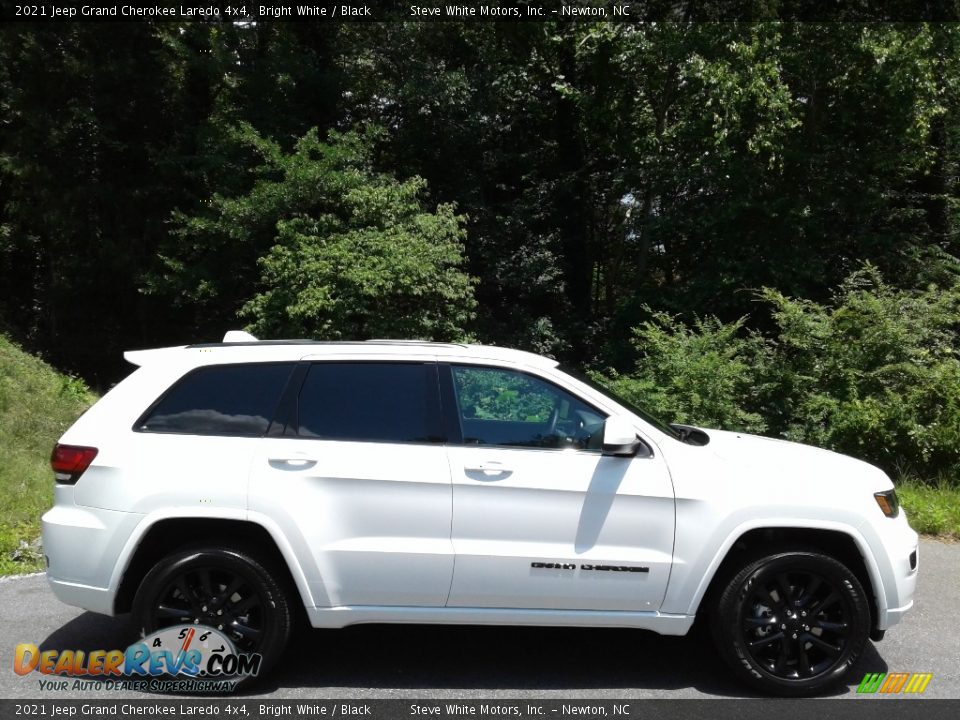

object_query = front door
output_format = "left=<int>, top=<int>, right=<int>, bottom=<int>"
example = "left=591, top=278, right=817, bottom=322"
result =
left=443, top=364, right=675, bottom=612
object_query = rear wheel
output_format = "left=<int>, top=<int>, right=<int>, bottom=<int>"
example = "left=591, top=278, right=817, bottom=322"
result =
left=711, top=550, right=870, bottom=696
left=132, top=546, right=292, bottom=683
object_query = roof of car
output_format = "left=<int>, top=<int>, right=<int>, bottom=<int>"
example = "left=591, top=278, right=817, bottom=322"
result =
left=124, top=333, right=559, bottom=370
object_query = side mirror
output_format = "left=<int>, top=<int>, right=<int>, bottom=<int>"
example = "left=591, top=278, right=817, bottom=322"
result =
left=602, top=415, right=644, bottom=457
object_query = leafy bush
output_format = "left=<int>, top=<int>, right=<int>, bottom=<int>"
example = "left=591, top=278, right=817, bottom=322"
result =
left=595, top=310, right=769, bottom=434
left=598, top=266, right=960, bottom=483
left=762, top=265, right=960, bottom=480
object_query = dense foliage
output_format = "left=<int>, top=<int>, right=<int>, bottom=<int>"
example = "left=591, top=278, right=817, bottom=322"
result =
left=597, top=313, right=769, bottom=435
left=596, top=267, right=960, bottom=479
left=762, top=268, right=960, bottom=479
left=3, top=22, right=960, bottom=481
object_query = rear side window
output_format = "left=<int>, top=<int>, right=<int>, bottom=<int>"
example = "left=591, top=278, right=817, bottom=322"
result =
left=297, top=362, right=441, bottom=443
left=138, top=363, right=295, bottom=436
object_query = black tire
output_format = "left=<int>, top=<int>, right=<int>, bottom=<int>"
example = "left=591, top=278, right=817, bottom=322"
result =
left=132, top=546, right=292, bottom=685
left=711, top=550, right=871, bottom=697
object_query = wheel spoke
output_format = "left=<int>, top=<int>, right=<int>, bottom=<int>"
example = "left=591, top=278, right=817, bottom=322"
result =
left=744, top=616, right=775, bottom=629
left=805, top=633, right=842, bottom=656
left=760, top=586, right=783, bottom=610
left=174, top=577, right=198, bottom=610
left=215, top=577, right=244, bottom=606
left=798, top=640, right=812, bottom=678
left=773, top=640, right=791, bottom=674
left=230, top=620, right=262, bottom=644
left=156, top=604, right=189, bottom=621
left=198, top=569, right=214, bottom=599
left=747, top=632, right=784, bottom=649
left=776, top=574, right=794, bottom=606
left=815, top=619, right=848, bottom=632
left=797, top=577, right=822, bottom=608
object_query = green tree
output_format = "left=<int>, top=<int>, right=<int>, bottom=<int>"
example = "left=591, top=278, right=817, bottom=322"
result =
left=5, top=21, right=960, bottom=388
left=161, top=126, right=476, bottom=340
left=0, top=24, right=210, bottom=382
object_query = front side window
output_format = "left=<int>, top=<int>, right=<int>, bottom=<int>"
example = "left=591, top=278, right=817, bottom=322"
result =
left=451, top=365, right=606, bottom=450
left=297, top=362, right=441, bottom=443
left=138, top=363, right=295, bottom=436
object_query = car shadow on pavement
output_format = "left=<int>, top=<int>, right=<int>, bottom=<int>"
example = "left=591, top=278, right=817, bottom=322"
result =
left=39, top=613, right=888, bottom=699
left=39, top=611, right=138, bottom=655
left=249, top=622, right=889, bottom=698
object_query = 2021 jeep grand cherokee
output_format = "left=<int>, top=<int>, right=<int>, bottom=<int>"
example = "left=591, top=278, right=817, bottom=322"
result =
left=42, top=333, right=918, bottom=695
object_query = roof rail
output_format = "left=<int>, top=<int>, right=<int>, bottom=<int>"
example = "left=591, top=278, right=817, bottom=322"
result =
left=364, top=339, right=468, bottom=348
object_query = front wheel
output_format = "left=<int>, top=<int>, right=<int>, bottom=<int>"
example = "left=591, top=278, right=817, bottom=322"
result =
left=132, top=546, right=293, bottom=684
left=711, top=550, right=871, bottom=696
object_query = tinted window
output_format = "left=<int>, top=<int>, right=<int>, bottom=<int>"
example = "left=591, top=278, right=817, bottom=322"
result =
left=298, top=363, right=440, bottom=443
left=451, top=366, right=606, bottom=449
left=139, top=363, right=294, bottom=436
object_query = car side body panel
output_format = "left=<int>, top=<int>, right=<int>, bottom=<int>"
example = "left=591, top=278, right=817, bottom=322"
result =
left=41, top=340, right=917, bottom=645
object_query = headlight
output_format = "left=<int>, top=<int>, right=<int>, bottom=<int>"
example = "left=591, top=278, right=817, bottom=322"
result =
left=874, top=489, right=900, bottom=518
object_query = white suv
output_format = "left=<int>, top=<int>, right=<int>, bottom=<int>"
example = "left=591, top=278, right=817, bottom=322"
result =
left=42, top=333, right=918, bottom=695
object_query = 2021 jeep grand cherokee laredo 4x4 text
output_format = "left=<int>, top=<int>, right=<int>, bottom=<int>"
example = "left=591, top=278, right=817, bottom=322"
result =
left=42, top=333, right=918, bottom=695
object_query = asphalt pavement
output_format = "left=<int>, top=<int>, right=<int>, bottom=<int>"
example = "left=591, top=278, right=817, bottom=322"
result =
left=1, top=539, right=957, bottom=700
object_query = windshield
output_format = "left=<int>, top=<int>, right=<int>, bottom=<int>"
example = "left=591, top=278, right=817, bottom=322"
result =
left=561, top=367, right=683, bottom=441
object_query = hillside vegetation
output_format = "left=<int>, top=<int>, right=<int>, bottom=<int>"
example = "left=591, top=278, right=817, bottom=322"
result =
left=0, top=335, right=94, bottom=575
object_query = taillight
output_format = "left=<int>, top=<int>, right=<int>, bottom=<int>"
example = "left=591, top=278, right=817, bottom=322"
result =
left=50, top=444, right=98, bottom=484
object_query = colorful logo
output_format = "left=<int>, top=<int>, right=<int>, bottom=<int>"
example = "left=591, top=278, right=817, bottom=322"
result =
left=14, top=625, right=261, bottom=692
left=857, top=672, right=933, bottom=694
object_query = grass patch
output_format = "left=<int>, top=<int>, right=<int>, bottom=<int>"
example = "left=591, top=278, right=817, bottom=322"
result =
left=896, top=478, right=960, bottom=540
left=0, top=335, right=95, bottom=575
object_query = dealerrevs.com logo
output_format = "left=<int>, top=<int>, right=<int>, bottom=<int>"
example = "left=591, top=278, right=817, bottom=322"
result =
left=14, top=625, right=261, bottom=692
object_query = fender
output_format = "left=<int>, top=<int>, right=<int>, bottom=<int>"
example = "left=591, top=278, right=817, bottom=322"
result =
left=675, top=517, right=885, bottom=619
left=108, top=506, right=320, bottom=612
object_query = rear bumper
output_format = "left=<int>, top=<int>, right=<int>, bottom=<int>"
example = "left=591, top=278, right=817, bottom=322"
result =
left=41, top=486, right=143, bottom=616
left=46, top=576, right=115, bottom=615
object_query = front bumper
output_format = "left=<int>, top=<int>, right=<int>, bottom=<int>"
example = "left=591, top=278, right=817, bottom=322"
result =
left=860, top=509, right=919, bottom=632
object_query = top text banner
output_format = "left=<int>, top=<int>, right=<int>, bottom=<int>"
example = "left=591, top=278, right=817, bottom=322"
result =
left=4, top=0, right=960, bottom=22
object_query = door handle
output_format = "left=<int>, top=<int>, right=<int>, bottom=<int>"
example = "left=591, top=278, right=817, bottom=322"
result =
left=464, top=461, right=511, bottom=476
left=268, top=454, right=317, bottom=469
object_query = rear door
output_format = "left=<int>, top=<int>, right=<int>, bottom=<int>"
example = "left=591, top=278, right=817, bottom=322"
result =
left=249, top=360, right=454, bottom=608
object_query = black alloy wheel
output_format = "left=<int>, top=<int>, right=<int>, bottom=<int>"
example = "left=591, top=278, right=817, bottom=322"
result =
left=133, top=546, right=292, bottom=682
left=150, top=565, right=265, bottom=651
left=712, top=550, right=871, bottom=696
